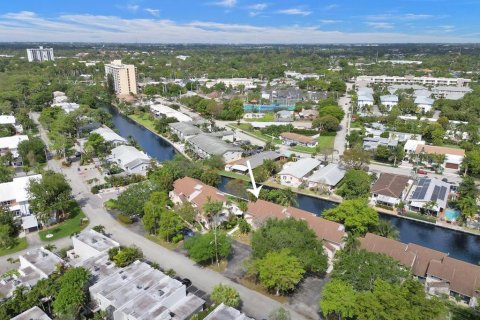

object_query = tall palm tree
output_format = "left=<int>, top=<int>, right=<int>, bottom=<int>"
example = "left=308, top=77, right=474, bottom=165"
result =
left=458, top=197, right=477, bottom=221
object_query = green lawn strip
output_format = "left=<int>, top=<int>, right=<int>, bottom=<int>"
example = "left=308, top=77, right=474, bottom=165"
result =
left=404, top=211, right=437, bottom=224
left=217, top=170, right=251, bottom=182
left=145, top=234, right=183, bottom=250
left=0, top=238, right=28, bottom=257
left=317, top=135, right=335, bottom=150
left=129, top=114, right=157, bottom=132
left=39, top=207, right=89, bottom=241
left=290, top=135, right=335, bottom=154
left=244, top=113, right=275, bottom=122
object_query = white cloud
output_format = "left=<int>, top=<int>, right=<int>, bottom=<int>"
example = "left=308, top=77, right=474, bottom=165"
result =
left=212, top=0, right=237, bottom=7
left=367, top=13, right=434, bottom=21
left=249, top=3, right=268, bottom=11
left=320, top=19, right=342, bottom=24
left=277, top=8, right=312, bottom=16
left=324, top=4, right=338, bottom=10
left=0, top=11, right=474, bottom=44
left=366, top=22, right=394, bottom=29
left=145, top=8, right=160, bottom=17
left=126, top=4, right=140, bottom=12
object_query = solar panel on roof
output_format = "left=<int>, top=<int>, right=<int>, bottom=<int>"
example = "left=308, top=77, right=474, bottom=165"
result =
left=412, top=178, right=430, bottom=199
left=438, top=186, right=447, bottom=200
left=431, top=185, right=440, bottom=201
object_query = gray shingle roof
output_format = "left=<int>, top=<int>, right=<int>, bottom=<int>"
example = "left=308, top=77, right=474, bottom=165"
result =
left=279, top=158, right=320, bottom=179
left=308, top=163, right=346, bottom=186
left=168, top=122, right=202, bottom=136
left=189, top=134, right=241, bottom=156
left=234, top=151, right=282, bottom=169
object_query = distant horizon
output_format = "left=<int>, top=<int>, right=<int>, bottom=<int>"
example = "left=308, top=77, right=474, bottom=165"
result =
left=1, top=42, right=479, bottom=46
left=1, top=1, right=479, bottom=44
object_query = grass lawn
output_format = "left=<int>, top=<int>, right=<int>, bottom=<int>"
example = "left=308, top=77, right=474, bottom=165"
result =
left=104, top=199, right=118, bottom=210
left=350, top=121, right=362, bottom=128
left=146, top=234, right=183, bottom=250
left=231, top=230, right=251, bottom=245
left=244, top=113, right=275, bottom=122
left=238, top=277, right=288, bottom=303
left=129, top=114, right=157, bottom=132
left=217, top=170, right=250, bottom=182
left=290, top=136, right=335, bottom=154
left=207, top=259, right=228, bottom=273
left=0, top=238, right=28, bottom=257
left=39, top=207, right=89, bottom=241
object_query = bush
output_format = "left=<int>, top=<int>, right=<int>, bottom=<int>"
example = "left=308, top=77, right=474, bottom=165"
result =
left=238, top=218, right=251, bottom=234
left=91, top=186, right=100, bottom=194
left=117, top=214, right=133, bottom=224
left=109, top=246, right=143, bottom=267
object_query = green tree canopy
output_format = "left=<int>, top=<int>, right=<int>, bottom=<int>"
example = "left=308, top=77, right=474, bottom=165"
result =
left=251, top=218, right=328, bottom=274
left=184, top=231, right=231, bottom=265
left=318, top=105, right=345, bottom=121
left=255, top=249, right=305, bottom=295
left=210, top=284, right=241, bottom=308
left=17, top=137, right=46, bottom=167
left=336, top=169, right=372, bottom=199
left=323, top=198, right=379, bottom=235
left=331, top=249, right=409, bottom=291
left=27, top=171, right=73, bottom=225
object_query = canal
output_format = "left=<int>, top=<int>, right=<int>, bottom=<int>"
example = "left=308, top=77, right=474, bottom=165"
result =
left=104, top=104, right=480, bottom=265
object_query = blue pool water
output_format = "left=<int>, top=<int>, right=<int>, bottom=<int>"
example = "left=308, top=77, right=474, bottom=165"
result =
left=445, top=209, right=461, bottom=221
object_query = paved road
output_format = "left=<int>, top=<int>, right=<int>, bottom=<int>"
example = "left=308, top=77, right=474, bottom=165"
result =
left=333, top=83, right=353, bottom=161
left=369, top=162, right=462, bottom=184
left=30, top=113, right=307, bottom=320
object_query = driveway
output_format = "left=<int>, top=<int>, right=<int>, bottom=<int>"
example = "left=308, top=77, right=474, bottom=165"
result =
left=223, top=240, right=251, bottom=280
left=287, top=276, right=329, bottom=320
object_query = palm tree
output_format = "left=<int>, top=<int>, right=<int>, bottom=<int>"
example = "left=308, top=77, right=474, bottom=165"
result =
left=458, top=197, right=477, bottom=221
left=375, top=220, right=400, bottom=240
left=343, top=232, right=360, bottom=254
left=277, top=188, right=298, bottom=207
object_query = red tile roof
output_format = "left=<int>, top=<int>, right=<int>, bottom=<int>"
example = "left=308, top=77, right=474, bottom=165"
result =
left=172, top=177, right=225, bottom=210
left=426, top=256, right=480, bottom=298
left=359, top=233, right=416, bottom=267
left=246, top=199, right=346, bottom=245
left=286, top=207, right=346, bottom=245
left=280, top=132, right=315, bottom=144
left=415, top=145, right=465, bottom=156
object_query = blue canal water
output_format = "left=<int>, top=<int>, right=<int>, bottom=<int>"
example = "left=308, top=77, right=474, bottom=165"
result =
left=104, top=104, right=480, bottom=265
left=105, top=104, right=176, bottom=161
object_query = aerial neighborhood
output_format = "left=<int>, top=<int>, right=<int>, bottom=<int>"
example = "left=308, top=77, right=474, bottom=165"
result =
left=0, top=36, right=480, bottom=320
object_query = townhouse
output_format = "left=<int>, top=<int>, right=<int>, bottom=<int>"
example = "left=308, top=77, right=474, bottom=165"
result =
left=360, top=233, right=480, bottom=307
left=170, top=177, right=242, bottom=228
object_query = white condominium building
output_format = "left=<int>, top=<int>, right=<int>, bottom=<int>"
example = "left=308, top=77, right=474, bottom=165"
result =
left=26, top=46, right=55, bottom=62
left=357, top=75, right=471, bottom=87
left=104, top=60, right=138, bottom=95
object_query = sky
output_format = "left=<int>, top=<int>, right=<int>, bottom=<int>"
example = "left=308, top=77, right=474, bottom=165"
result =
left=0, top=0, right=479, bottom=43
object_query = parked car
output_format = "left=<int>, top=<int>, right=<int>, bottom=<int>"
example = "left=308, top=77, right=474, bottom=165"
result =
left=417, top=169, right=427, bottom=174
left=181, top=278, right=192, bottom=287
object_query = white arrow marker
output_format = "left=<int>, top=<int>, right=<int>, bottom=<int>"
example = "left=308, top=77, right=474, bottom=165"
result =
left=246, top=160, right=262, bottom=199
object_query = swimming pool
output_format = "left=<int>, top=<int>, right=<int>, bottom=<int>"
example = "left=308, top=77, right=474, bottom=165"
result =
left=445, top=209, right=461, bottom=221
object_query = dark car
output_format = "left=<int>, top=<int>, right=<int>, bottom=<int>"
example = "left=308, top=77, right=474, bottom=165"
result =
left=75, top=151, right=82, bottom=158
left=181, top=278, right=192, bottom=288
left=180, top=228, right=194, bottom=238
